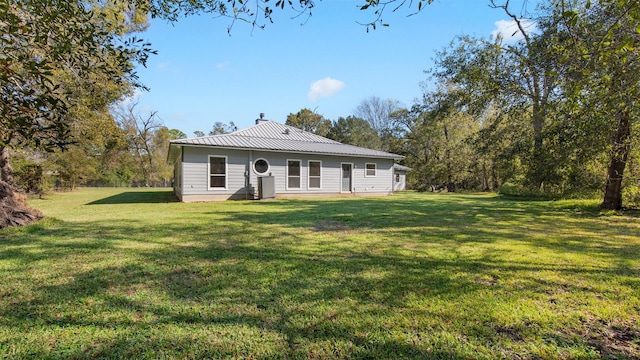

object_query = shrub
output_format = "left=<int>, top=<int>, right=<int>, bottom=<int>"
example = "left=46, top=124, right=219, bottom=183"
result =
left=623, top=184, right=640, bottom=208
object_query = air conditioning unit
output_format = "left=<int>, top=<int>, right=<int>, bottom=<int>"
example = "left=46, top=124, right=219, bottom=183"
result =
left=258, top=176, right=275, bottom=200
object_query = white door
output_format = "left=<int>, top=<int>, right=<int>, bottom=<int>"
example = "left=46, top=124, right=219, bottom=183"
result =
left=341, top=163, right=352, bottom=192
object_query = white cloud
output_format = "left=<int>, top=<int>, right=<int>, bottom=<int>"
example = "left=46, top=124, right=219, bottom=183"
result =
left=308, top=77, right=345, bottom=101
left=491, top=19, right=537, bottom=44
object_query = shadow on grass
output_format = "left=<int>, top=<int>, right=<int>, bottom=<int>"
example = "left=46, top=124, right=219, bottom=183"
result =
left=2, top=193, right=639, bottom=359
left=87, top=190, right=178, bottom=204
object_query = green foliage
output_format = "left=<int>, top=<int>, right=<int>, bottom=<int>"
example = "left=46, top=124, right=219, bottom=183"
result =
left=168, top=128, right=187, bottom=139
left=326, top=116, right=378, bottom=148
left=11, top=157, right=44, bottom=195
left=553, top=0, right=640, bottom=209
left=0, top=0, right=153, bottom=152
left=400, top=84, right=495, bottom=191
left=285, top=108, right=332, bottom=137
left=622, top=184, right=640, bottom=208
left=415, top=0, right=640, bottom=207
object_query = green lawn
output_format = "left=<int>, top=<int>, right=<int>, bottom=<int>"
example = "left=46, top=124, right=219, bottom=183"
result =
left=1, top=188, right=639, bottom=359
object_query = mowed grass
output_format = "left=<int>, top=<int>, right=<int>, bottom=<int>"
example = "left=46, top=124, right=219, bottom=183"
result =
left=1, top=188, right=639, bottom=359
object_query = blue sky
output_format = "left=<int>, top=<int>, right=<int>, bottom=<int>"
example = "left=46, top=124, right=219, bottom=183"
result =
left=132, top=0, right=535, bottom=136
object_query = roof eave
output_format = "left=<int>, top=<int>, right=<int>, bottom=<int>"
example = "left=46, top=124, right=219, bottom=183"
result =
left=169, top=142, right=404, bottom=160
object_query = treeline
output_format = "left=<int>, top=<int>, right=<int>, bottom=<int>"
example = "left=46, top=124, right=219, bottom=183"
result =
left=413, top=0, right=640, bottom=210
left=289, top=1, right=640, bottom=209
left=5, top=0, right=639, bottom=212
left=13, top=101, right=184, bottom=192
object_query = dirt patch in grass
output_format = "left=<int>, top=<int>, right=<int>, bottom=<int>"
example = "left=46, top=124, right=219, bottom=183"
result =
left=584, top=319, right=640, bottom=359
left=313, top=220, right=351, bottom=232
left=494, top=324, right=525, bottom=342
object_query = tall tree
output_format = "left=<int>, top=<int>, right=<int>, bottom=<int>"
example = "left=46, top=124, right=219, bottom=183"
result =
left=400, top=85, right=480, bottom=191
left=557, top=0, right=640, bottom=209
left=327, top=116, right=379, bottom=148
left=431, top=8, right=563, bottom=188
left=150, top=126, right=174, bottom=186
left=0, top=0, right=152, bottom=227
left=285, top=108, right=332, bottom=137
left=354, top=96, right=403, bottom=151
left=115, top=101, right=164, bottom=187
left=169, top=128, right=187, bottom=139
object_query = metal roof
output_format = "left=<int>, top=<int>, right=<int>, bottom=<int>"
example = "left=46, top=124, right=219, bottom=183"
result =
left=393, top=164, right=412, bottom=171
left=169, top=120, right=404, bottom=161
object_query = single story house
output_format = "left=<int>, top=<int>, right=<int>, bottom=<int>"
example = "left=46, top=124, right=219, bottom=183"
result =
left=167, top=115, right=405, bottom=202
left=393, top=164, right=411, bottom=192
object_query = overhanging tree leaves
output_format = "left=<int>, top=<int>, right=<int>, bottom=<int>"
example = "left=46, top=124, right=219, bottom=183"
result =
left=139, top=0, right=431, bottom=32
left=0, top=0, right=153, bottom=227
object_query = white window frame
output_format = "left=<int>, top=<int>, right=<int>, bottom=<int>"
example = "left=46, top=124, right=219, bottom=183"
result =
left=308, top=160, right=322, bottom=190
left=253, top=158, right=270, bottom=175
left=208, top=155, right=227, bottom=190
left=286, top=159, right=302, bottom=190
left=365, top=162, right=377, bottom=177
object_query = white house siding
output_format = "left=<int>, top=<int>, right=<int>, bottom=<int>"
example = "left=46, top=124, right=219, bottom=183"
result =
left=172, top=149, right=183, bottom=201
left=249, top=151, right=394, bottom=196
left=181, top=146, right=251, bottom=201
left=178, top=146, right=395, bottom=202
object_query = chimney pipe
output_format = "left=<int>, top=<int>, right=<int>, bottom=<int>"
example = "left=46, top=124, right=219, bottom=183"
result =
left=256, top=113, right=268, bottom=125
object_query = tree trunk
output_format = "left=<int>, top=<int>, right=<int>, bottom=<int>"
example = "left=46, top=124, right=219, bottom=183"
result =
left=0, top=180, right=43, bottom=229
left=530, top=101, right=548, bottom=189
left=601, top=109, right=631, bottom=210
left=0, top=146, right=14, bottom=185
left=0, top=146, right=44, bottom=228
left=482, top=162, right=489, bottom=191
left=491, top=161, right=499, bottom=191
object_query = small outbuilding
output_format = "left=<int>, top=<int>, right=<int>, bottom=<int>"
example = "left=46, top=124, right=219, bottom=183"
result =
left=167, top=115, right=405, bottom=202
left=393, top=164, right=411, bottom=192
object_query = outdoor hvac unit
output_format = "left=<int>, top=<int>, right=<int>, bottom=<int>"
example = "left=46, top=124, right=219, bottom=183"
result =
left=258, top=176, right=275, bottom=200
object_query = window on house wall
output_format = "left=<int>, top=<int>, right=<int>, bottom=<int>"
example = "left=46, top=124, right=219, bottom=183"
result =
left=365, top=163, right=377, bottom=177
left=287, top=160, right=301, bottom=189
left=308, top=160, right=321, bottom=189
left=254, top=158, right=269, bottom=175
left=395, top=173, right=400, bottom=183
left=209, top=156, right=226, bottom=189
